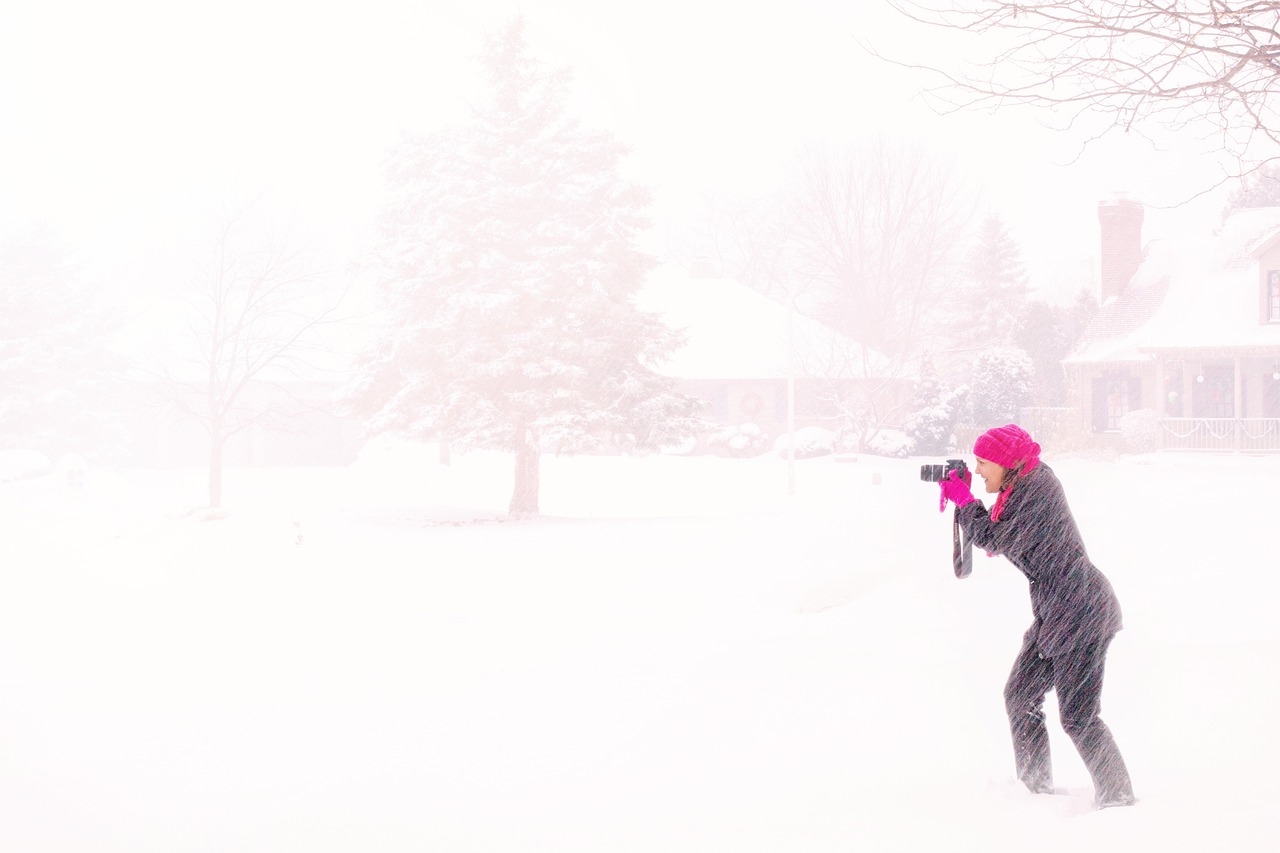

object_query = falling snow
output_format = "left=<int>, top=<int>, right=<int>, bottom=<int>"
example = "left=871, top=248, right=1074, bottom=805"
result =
left=1, top=446, right=1275, bottom=851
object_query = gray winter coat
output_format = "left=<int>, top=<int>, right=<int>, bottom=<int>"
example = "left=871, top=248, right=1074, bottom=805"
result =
left=957, top=463, right=1122, bottom=659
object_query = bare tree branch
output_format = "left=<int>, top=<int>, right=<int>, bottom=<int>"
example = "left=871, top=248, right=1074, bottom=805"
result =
left=144, top=204, right=355, bottom=506
left=877, top=0, right=1280, bottom=191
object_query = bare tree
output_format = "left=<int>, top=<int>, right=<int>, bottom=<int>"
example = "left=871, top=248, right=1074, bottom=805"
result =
left=661, top=190, right=806, bottom=301
left=762, top=138, right=975, bottom=446
left=786, top=139, right=974, bottom=361
left=158, top=207, right=350, bottom=507
left=882, top=1, right=1280, bottom=181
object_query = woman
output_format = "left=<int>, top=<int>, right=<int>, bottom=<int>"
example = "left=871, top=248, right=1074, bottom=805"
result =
left=938, top=423, right=1136, bottom=809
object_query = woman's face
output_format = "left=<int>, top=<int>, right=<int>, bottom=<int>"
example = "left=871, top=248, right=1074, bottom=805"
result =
left=974, top=457, right=1008, bottom=494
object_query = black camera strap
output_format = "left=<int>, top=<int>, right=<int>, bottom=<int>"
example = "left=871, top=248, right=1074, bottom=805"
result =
left=952, top=509, right=972, bottom=579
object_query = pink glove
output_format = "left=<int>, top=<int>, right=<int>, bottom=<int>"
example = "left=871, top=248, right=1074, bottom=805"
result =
left=939, top=468, right=976, bottom=511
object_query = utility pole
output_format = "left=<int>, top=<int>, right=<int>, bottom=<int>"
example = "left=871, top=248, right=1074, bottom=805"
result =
left=786, top=278, right=796, bottom=496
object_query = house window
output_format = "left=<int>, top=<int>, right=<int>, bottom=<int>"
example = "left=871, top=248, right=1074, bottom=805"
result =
left=1266, top=372, right=1280, bottom=418
left=1269, top=271, right=1280, bottom=322
left=1091, top=375, right=1140, bottom=432
left=709, top=384, right=729, bottom=420
left=1192, top=366, right=1234, bottom=418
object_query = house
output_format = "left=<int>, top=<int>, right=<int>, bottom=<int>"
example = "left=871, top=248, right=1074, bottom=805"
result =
left=635, top=263, right=908, bottom=443
left=120, top=262, right=907, bottom=464
left=1062, top=197, right=1280, bottom=451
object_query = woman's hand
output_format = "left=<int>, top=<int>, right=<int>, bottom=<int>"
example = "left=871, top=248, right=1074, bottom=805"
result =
left=939, top=469, right=976, bottom=511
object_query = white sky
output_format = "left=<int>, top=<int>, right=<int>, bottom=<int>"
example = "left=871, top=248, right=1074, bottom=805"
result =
left=0, top=0, right=1238, bottom=302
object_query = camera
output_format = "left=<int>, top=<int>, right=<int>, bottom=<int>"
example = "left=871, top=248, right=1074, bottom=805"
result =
left=920, top=458, right=968, bottom=482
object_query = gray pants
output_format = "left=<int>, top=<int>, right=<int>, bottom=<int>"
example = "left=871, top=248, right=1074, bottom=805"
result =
left=1004, top=632, right=1134, bottom=802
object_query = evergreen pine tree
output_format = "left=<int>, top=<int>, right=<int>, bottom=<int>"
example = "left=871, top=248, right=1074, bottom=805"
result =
left=349, top=19, right=698, bottom=513
left=1014, top=300, right=1069, bottom=406
left=964, top=213, right=1030, bottom=343
left=1224, top=162, right=1280, bottom=213
left=1013, top=289, right=1097, bottom=406
left=0, top=227, right=122, bottom=460
left=970, top=346, right=1034, bottom=426
left=904, top=354, right=970, bottom=455
left=912, top=353, right=942, bottom=412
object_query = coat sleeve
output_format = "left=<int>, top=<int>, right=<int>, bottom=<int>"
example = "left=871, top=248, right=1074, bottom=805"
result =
left=957, top=489, right=1034, bottom=555
left=954, top=470, right=1063, bottom=561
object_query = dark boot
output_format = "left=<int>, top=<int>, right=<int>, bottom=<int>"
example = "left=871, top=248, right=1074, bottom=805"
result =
left=1005, top=638, right=1055, bottom=795
left=1066, top=714, right=1134, bottom=807
left=1012, top=710, right=1054, bottom=794
left=1055, top=637, right=1135, bottom=808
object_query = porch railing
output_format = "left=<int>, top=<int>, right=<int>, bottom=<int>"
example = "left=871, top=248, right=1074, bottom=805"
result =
left=1160, top=418, right=1280, bottom=452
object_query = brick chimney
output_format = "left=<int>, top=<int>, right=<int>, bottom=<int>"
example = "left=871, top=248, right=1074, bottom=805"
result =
left=1097, top=195, right=1144, bottom=303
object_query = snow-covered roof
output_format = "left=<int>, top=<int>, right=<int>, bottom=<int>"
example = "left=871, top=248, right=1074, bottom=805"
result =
left=634, top=264, right=889, bottom=381
left=1066, top=206, right=1280, bottom=363
left=1064, top=239, right=1174, bottom=363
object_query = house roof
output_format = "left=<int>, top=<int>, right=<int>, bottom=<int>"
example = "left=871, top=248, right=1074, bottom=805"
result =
left=634, top=264, right=890, bottom=381
left=1065, top=206, right=1280, bottom=364
left=1065, top=241, right=1174, bottom=363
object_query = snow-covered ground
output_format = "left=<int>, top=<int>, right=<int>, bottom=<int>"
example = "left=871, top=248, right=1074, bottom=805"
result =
left=1, top=445, right=1276, bottom=852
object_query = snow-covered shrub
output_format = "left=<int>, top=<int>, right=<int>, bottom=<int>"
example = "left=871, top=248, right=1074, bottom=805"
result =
left=706, top=423, right=771, bottom=457
left=660, top=434, right=699, bottom=456
left=0, top=449, right=53, bottom=482
left=1119, top=408, right=1161, bottom=453
left=971, top=347, right=1034, bottom=426
left=772, top=427, right=836, bottom=459
left=829, top=426, right=858, bottom=454
left=55, top=453, right=87, bottom=489
left=905, top=384, right=970, bottom=455
left=866, top=429, right=913, bottom=459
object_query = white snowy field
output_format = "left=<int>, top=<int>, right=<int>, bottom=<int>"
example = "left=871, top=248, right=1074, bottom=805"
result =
left=1, top=445, right=1276, bottom=852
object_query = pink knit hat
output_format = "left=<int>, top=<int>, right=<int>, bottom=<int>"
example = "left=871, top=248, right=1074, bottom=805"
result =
left=974, top=423, right=1042, bottom=523
left=973, top=423, right=1041, bottom=470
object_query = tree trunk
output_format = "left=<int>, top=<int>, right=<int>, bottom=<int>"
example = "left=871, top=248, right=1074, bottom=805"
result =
left=509, top=429, right=540, bottom=514
left=208, top=436, right=223, bottom=508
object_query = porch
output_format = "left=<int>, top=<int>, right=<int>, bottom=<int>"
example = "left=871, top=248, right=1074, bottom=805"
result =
left=1159, top=417, right=1280, bottom=452
left=956, top=413, right=1280, bottom=455
left=1151, top=349, right=1280, bottom=451
left=1064, top=347, right=1280, bottom=454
